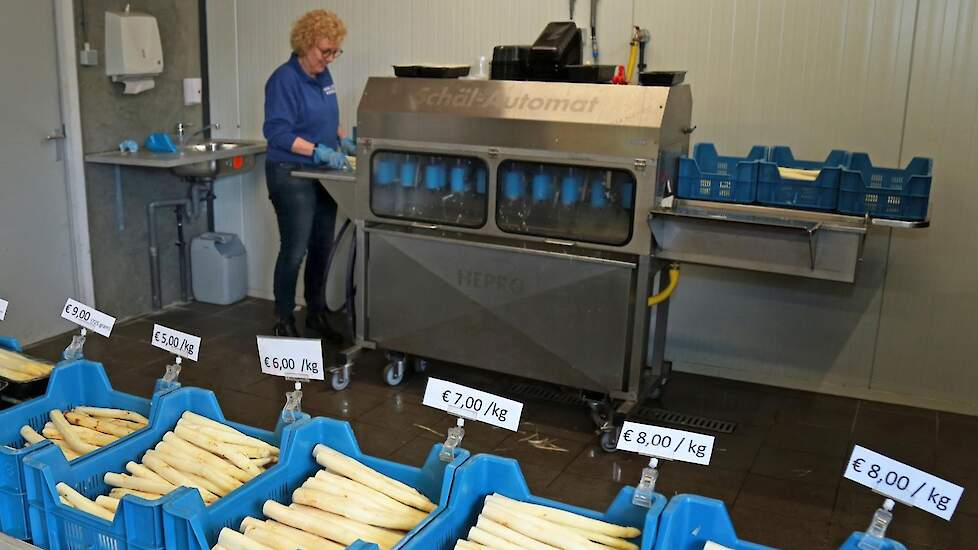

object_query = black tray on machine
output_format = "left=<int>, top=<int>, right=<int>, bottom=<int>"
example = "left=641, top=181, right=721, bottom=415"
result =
left=565, top=64, right=616, bottom=83
left=639, top=70, right=686, bottom=86
left=394, top=64, right=471, bottom=78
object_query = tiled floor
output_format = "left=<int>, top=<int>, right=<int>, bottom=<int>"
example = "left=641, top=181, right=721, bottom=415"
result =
left=24, top=298, right=978, bottom=549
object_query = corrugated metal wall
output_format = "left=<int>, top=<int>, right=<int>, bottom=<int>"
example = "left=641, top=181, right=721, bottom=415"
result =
left=207, top=0, right=978, bottom=413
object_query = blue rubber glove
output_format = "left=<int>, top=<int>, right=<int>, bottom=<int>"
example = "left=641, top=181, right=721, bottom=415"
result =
left=339, top=136, right=357, bottom=156
left=118, top=139, right=139, bottom=153
left=313, top=144, right=351, bottom=170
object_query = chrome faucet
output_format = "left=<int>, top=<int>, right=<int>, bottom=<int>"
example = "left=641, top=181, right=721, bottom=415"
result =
left=175, top=122, right=192, bottom=142
left=191, top=123, right=221, bottom=139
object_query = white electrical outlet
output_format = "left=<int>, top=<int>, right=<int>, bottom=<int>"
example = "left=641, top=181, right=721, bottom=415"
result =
left=79, top=42, right=98, bottom=66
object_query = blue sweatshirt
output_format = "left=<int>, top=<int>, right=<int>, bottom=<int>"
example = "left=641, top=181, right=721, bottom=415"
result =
left=263, top=54, right=339, bottom=164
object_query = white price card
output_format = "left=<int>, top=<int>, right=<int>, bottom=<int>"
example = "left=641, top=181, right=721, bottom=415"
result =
left=844, top=445, right=964, bottom=521
left=256, top=335, right=324, bottom=381
left=616, top=421, right=715, bottom=465
left=61, top=298, right=115, bottom=337
left=0, top=298, right=7, bottom=321
left=151, top=324, right=201, bottom=362
left=422, top=377, right=523, bottom=431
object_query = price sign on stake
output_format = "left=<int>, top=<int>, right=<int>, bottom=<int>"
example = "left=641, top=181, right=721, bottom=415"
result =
left=256, top=336, right=324, bottom=381
left=844, top=445, right=963, bottom=521
left=151, top=324, right=201, bottom=362
left=422, top=377, right=523, bottom=431
left=61, top=298, right=115, bottom=337
left=0, top=298, right=8, bottom=321
left=616, top=421, right=715, bottom=465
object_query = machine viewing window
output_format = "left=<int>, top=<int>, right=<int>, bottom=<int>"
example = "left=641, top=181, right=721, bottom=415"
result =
left=495, top=160, right=635, bottom=245
left=370, top=151, right=488, bottom=227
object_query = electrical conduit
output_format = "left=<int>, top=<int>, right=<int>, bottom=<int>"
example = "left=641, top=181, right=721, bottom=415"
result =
left=647, top=263, right=680, bottom=307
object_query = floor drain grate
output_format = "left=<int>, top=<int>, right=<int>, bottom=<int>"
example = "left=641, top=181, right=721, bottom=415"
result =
left=631, top=406, right=737, bottom=434
left=507, top=382, right=586, bottom=407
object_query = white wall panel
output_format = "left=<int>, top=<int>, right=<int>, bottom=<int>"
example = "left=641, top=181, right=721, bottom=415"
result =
left=872, top=0, right=978, bottom=412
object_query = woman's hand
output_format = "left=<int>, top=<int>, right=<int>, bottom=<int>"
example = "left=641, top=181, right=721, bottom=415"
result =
left=314, top=144, right=351, bottom=170
left=339, top=136, right=357, bottom=156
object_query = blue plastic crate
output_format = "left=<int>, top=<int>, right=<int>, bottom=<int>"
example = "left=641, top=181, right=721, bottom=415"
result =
left=756, top=146, right=847, bottom=211
left=0, top=360, right=151, bottom=542
left=22, top=387, right=298, bottom=550
left=162, top=415, right=468, bottom=550
left=0, top=336, right=23, bottom=352
left=654, top=494, right=772, bottom=549
left=677, top=143, right=766, bottom=203
left=838, top=153, right=932, bottom=221
left=405, top=453, right=664, bottom=549
left=839, top=531, right=907, bottom=550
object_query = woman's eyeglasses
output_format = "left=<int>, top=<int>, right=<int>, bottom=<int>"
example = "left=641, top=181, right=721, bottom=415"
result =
left=319, top=47, right=343, bottom=59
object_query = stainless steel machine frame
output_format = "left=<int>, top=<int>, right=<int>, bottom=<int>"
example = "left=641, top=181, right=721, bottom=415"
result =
left=295, top=76, right=929, bottom=445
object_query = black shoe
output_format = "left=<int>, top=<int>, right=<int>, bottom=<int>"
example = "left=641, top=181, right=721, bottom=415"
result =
left=305, top=311, right=343, bottom=344
left=272, top=317, right=299, bottom=337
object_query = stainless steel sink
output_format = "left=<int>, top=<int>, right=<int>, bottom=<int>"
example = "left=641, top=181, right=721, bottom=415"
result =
left=171, top=141, right=258, bottom=179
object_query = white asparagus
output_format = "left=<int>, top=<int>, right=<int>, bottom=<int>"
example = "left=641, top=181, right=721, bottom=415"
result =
left=264, top=501, right=400, bottom=550
left=65, top=411, right=135, bottom=438
left=142, top=451, right=219, bottom=503
left=488, top=494, right=641, bottom=539
left=239, top=517, right=342, bottom=550
left=468, top=525, right=527, bottom=550
left=152, top=445, right=240, bottom=495
left=162, top=433, right=252, bottom=483
left=242, top=525, right=304, bottom=550
left=0, top=349, right=51, bottom=377
left=174, top=426, right=262, bottom=477
left=109, top=488, right=162, bottom=500
left=181, top=412, right=278, bottom=454
left=217, top=527, right=272, bottom=550
left=313, top=444, right=436, bottom=512
left=574, top=530, right=637, bottom=550
left=73, top=406, right=148, bottom=425
left=292, top=487, right=422, bottom=530
left=455, top=541, right=489, bottom=550
left=310, top=471, right=422, bottom=516
left=20, top=425, right=46, bottom=445
left=126, top=461, right=171, bottom=485
left=483, top=501, right=598, bottom=550
left=50, top=410, right=99, bottom=454
left=104, top=472, right=175, bottom=495
left=44, top=422, right=117, bottom=446
left=50, top=439, right=82, bottom=460
left=175, top=420, right=271, bottom=458
left=250, top=456, right=276, bottom=468
left=95, top=495, right=120, bottom=512
left=57, top=483, right=114, bottom=521
left=476, top=515, right=560, bottom=550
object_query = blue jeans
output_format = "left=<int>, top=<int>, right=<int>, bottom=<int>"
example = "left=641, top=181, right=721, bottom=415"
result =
left=266, top=161, right=337, bottom=320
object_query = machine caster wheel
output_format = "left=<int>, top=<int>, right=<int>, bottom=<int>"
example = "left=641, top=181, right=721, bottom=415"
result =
left=413, top=359, right=429, bottom=374
left=587, top=400, right=614, bottom=428
left=648, top=386, right=663, bottom=401
left=600, top=429, right=620, bottom=453
left=383, top=361, right=405, bottom=386
left=330, top=370, right=350, bottom=391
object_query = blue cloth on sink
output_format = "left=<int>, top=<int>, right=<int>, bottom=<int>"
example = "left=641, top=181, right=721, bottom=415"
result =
left=118, top=139, right=139, bottom=153
left=144, top=132, right=178, bottom=153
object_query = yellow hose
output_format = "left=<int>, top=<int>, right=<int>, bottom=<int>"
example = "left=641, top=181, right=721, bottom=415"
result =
left=625, top=42, right=639, bottom=83
left=647, top=264, right=680, bottom=307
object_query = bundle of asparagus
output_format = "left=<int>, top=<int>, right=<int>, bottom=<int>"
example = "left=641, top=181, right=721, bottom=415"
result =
left=212, top=443, right=437, bottom=550
left=52, top=411, right=279, bottom=522
left=0, top=348, right=53, bottom=381
left=776, top=166, right=822, bottom=181
left=20, top=406, right=149, bottom=461
left=453, top=493, right=641, bottom=550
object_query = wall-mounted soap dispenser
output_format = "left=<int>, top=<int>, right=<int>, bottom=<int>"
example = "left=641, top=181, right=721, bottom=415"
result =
left=105, top=7, right=163, bottom=94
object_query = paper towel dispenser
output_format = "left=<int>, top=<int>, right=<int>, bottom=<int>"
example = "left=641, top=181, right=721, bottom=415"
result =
left=105, top=9, right=163, bottom=94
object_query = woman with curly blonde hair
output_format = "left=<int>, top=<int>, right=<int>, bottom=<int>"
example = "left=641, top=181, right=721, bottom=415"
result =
left=262, top=9, right=352, bottom=340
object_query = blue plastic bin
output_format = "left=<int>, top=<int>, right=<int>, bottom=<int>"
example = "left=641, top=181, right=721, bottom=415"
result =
left=22, top=387, right=295, bottom=550
left=162, top=415, right=469, bottom=550
left=756, top=146, right=847, bottom=211
left=0, top=336, right=23, bottom=352
left=838, top=153, right=932, bottom=220
left=0, top=360, right=151, bottom=541
left=654, top=494, right=772, bottom=549
left=839, top=531, right=907, bottom=550
left=405, top=453, right=665, bottom=549
left=677, top=143, right=766, bottom=203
